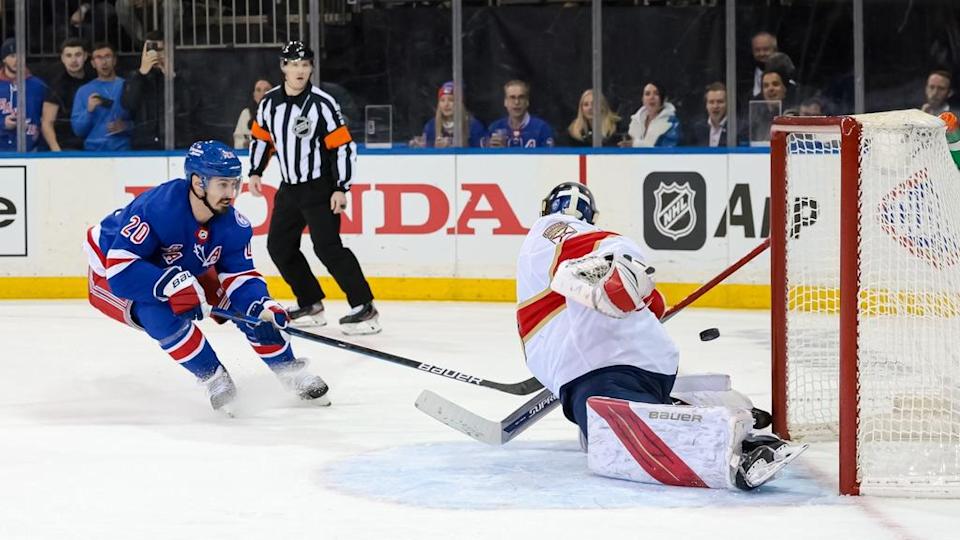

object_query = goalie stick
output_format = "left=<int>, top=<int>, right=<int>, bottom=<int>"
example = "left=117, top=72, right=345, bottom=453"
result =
left=415, top=240, right=772, bottom=445
left=415, top=387, right=559, bottom=445
left=211, top=308, right=544, bottom=396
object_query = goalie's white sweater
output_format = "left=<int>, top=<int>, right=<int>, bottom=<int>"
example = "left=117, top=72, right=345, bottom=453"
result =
left=516, top=214, right=679, bottom=395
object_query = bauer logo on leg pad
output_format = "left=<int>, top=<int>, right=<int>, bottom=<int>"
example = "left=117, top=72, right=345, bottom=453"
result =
left=648, top=411, right=703, bottom=422
left=586, top=397, right=752, bottom=490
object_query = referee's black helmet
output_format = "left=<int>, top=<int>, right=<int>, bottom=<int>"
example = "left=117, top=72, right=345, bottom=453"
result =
left=280, top=41, right=314, bottom=63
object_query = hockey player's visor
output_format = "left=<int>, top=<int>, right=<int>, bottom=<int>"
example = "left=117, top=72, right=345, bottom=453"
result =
left=208, top=176, right=242, bottom=196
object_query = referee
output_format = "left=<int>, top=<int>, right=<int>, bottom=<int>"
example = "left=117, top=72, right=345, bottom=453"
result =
left=248, top=41, right=379, bottom=335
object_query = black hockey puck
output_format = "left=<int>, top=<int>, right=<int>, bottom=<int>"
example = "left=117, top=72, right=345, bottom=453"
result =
left=699, top=327, right=720, bottom=341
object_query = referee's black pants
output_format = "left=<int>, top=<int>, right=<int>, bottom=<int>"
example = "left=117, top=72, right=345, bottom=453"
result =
left=267, top=180, right=374, bottom=308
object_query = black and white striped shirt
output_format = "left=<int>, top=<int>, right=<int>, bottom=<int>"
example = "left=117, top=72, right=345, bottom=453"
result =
left=249, top=84, right=357, bottom=190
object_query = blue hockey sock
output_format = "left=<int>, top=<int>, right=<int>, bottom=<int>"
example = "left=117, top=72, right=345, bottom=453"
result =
left=159, top=321, right=223, bottom=380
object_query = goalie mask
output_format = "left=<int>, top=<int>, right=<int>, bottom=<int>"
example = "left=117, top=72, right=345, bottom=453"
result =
left=541, top=182, right=598, bottom=224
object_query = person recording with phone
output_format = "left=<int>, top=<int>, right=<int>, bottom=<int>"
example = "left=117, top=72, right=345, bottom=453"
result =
left=122, top=31, right=207, bottom=149
left=71, top=42, right=131, bottom=151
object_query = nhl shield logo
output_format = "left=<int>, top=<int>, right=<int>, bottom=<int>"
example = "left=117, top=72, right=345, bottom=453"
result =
left=293, top=115, right=313, bottom=139
left=643, top=172, right=706, bottom=250
left=653, top=182, right=697, bottom=241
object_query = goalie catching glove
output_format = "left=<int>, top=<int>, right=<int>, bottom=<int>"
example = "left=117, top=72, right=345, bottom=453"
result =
left=551, top=252, right=656, bottom=318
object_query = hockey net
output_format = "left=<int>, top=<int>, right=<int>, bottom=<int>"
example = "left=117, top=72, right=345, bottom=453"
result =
left=771, top=110, right=960, bottom=497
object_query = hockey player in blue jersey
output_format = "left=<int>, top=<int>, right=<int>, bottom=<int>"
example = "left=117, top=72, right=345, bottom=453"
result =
left=83, top=140, right=330, bottom=412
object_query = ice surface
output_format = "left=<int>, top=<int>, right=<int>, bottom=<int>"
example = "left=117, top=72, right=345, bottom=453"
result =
left=0, top=301, right=956, bottom=539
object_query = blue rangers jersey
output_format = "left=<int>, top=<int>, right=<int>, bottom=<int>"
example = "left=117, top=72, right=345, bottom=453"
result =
left=487, top=113, right=555, bottom=148
left=88, top=178, right=267, bottom=309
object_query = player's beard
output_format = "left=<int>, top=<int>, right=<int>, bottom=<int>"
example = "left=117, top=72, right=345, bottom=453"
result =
left=190, top=184, right=231, bottom=216
left=209, top=196, right=232, bottom=215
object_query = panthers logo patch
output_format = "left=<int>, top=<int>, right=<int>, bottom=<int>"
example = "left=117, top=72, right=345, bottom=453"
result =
left=543, top=221, right=577, bottom=245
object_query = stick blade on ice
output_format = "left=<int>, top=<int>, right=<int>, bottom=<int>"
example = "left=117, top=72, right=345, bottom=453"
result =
left=414, top=390, right=503, bottom=445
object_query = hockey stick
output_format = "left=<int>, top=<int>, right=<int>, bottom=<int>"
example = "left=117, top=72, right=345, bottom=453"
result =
left=661, top=238, right=770, bottom=321
left=415, top=240, right=772, bottom=445
left=210, top=307, right=544, bottom=396
left=414, top=300, right=694, bottom=445
left=415, top=387, right=559, bottom=445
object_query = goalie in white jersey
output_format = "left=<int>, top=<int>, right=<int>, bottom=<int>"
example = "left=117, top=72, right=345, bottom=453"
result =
left=517, top=183, right=677, bottom=430
left=517, top=182, right=806, bottom=491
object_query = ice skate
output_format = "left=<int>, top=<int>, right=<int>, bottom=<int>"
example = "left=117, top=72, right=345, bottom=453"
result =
left=339, top=302, right=381, bottom=335
left=734, top=436, right=808, bottom=490
left=276, top=358, right=331, bottom=406
left=287, top=301, right=327, bottom=328
left=203, top=366, right=237, bottom=415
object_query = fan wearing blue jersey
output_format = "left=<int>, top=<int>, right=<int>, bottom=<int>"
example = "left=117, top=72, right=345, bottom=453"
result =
left=486, top=80, right=555, bottom=148
left=83, top=140, right=330, bottom=412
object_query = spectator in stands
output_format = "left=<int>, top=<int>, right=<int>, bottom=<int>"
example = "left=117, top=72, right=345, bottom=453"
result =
left=685, top=82, right=727, bottom=147
left=765, top=52, right=800, bottom=95
left=42, top=38, right=95, bottom=152
left=115, top=0, right=181, bottom=46
left=761, top=69, right=795, bottom=113
left=71, top=42, right=131, bottom=151
left=621, top=81, right=680, bottom=148
left=122, top=31, right=206, bottom=149
left=486, top=80, right=554, bottom=148
left=798, top=97, right=825, bottom=116
left=745, top=69, right=793, bottom=145
left=749, top=31, right=778, bottom=99
left=0, top=37, right=48, bottom=152
left=561, top=89, right=620, bottom=147
left=409, top=81, right=485, bottom=148
left=234, top=77, right=272, bottom=149
left=921, top=70, right=954, bottom=116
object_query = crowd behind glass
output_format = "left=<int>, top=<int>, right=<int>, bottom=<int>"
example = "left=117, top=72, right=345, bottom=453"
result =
left=1, top=2, right=956, bottom=153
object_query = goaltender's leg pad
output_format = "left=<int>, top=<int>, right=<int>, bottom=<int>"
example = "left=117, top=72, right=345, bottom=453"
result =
left=670, top=372, right=756, bottom=417
left=586, top=396, right=753, bottom=489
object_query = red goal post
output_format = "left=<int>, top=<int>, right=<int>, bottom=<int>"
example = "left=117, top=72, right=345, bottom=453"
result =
left=770, top=111, right=960, bottom=497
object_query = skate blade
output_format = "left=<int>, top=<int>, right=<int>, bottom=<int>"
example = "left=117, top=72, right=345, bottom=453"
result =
left=291, top=316, right=328, bottom=329
left=217, top=404, right=237, bottom=418
left=746, top=443, right=809, bottom=487
left=310, top=395, right=332, bottom=407
left=340, top=320, right=382, bottom=335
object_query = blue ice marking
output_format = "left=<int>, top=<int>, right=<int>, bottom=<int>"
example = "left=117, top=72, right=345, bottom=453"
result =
left=322, top=440, right=843, bottom=510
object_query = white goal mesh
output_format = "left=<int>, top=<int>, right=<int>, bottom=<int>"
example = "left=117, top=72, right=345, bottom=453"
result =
left=779, top=110, right=960, bottom=496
